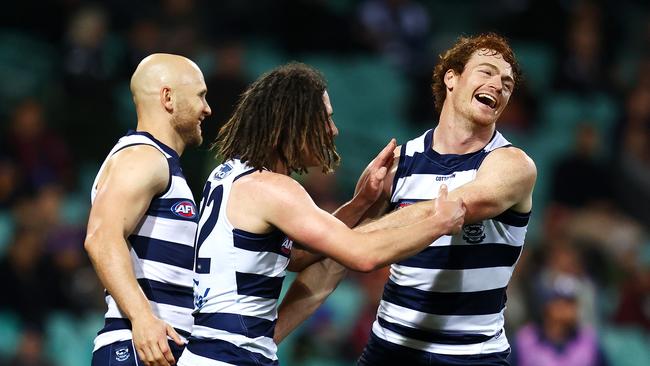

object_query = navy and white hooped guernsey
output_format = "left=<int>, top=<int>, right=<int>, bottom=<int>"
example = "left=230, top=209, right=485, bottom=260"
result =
left=178, top=159, right=291, bottom=366
left=371, top=129, right=530, bottom=356
left=91, top=130, right=198, bottom=352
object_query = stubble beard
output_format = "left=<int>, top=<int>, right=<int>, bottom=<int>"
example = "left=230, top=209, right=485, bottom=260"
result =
left=171, top=101, right=203, bottom=147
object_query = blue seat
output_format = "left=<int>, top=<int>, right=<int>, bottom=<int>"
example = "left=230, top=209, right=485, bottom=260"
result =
left=243, top=41, right=288, bottom=80
left=0, top=31, right=55, bottom=114
left=0, top=311, right=21, bottom=357
left=60, top=192, right=90, bottom=226
left=0, top=211, right=15, bottom=258
left=600, top=326, right=650, bottom=366
left=300, top=55, right=413, bottom=189
left=512, top=42, right=556, bottom=95
left=45, top=312, right=92, bottom=366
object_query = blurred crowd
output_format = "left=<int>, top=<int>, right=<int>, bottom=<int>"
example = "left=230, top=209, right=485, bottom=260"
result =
left=0, top=0, right=649, bottom=365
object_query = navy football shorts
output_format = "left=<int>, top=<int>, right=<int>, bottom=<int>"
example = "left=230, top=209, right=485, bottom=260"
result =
left=91, top=339, right=184, bottom=366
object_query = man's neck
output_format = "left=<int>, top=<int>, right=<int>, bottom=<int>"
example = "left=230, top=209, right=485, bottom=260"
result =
left=272, top=160, right=290, bottom=176
left=136, top=118, right=185, bottom=156
left=433, top=107, right=495, bottom=155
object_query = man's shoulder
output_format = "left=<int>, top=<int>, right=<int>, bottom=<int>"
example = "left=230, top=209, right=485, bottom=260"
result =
left=481, top=146, right=537, bottom=186
left=105, top=145, right=170, bottom=189
left=110, top=144, right=168, bottom=170
left=486, top=146, right=535, bottom=169
left=392, top=127, right=435, bottom=160
left=230, top=169, right=312, bottom=229
left=234, top=170, right=306, bottom=198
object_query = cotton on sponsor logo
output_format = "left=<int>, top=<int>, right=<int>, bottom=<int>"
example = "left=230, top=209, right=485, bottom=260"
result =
left=435, top=173, right=456, bottom=182
left=171, top=200, right=196, bottom=218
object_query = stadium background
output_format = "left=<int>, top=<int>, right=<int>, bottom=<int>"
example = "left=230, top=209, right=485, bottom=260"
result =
left=0, top=0, right=649, bottom=365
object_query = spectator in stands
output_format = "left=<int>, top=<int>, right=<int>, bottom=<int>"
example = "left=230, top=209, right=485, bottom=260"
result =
left=513, top=273, right=609, bottom=366
left=123, top=18, right=162, bottom=79
left=0, top=225, right=58, bottom=328
left=0, top=157, right=19, bottom=209
left=617, top=65, right=650, bottom=225
left=0, top=325, right=54, bottom=366
left=554, top=1, right=613, bottom=93
left=551, top=123, right=612, bottom=209
left=357, top=0, right=431, bottom=71
left=3, top=99, right=74, bottom=194
left=61, top=4, right=119, bottom=161
left=613, top=258, right=650, bottom=331
left=157, top=0, right=202, bottom=55
left=35, top=184, right=103, bottom=315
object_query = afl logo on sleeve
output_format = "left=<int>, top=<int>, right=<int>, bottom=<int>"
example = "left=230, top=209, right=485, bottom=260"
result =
left=396, top=200, right=416, bottom=210
left=171, top=200, right=197, bottom=219
left=281, top=237, right=293, bottom=255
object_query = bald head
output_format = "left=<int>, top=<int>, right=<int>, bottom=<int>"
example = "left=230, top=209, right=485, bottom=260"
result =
left=129, top=53, right=211, bottom=149
left=130, top=53, right=204, bottom=104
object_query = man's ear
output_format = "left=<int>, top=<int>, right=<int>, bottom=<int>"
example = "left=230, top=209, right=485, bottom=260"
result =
left=444, top=69, right=456, bottom=92
left=161, top=86, right=173, bottom=112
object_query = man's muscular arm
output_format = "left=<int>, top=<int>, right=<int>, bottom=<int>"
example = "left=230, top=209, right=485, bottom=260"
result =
left=356, top=145, right=537, bottom=226
left=287, top=139, right=397, bottom=272
left=85, top=146, right=183, bottom=366
left=276, top=140, right=398, bottom=342
left=446, top=147, right=536, bottom=222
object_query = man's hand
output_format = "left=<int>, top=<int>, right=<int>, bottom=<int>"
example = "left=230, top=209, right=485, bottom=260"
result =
left=132, top=313, right=184, bottom=366
left=354, top=138, right=397, bottom=205
left=432, top=184, right=466, bottom=235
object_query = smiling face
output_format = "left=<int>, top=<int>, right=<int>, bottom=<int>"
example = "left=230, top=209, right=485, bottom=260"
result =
left=170, top=66, right=212, bottom=146
left=444, top=49, right=515, bottom=127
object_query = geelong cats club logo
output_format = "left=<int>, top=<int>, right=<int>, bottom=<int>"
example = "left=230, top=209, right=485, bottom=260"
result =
left=463, top=223, right=486, bottom=243
left=171, top=201, right=196, bottom=219
left=114, top=346, right=130, bottom=362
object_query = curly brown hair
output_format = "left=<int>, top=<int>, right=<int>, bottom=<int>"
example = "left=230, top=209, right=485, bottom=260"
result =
left=215, top=62, right=340, bottom=174
left=432, top=33, right=522, bottom=114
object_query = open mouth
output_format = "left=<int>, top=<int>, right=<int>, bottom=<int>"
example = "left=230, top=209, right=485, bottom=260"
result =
left=475, top=93, right=497, bottom=109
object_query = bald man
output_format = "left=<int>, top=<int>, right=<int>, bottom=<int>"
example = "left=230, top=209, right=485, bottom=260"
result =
left=85, top=54, right=211, bottom=366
